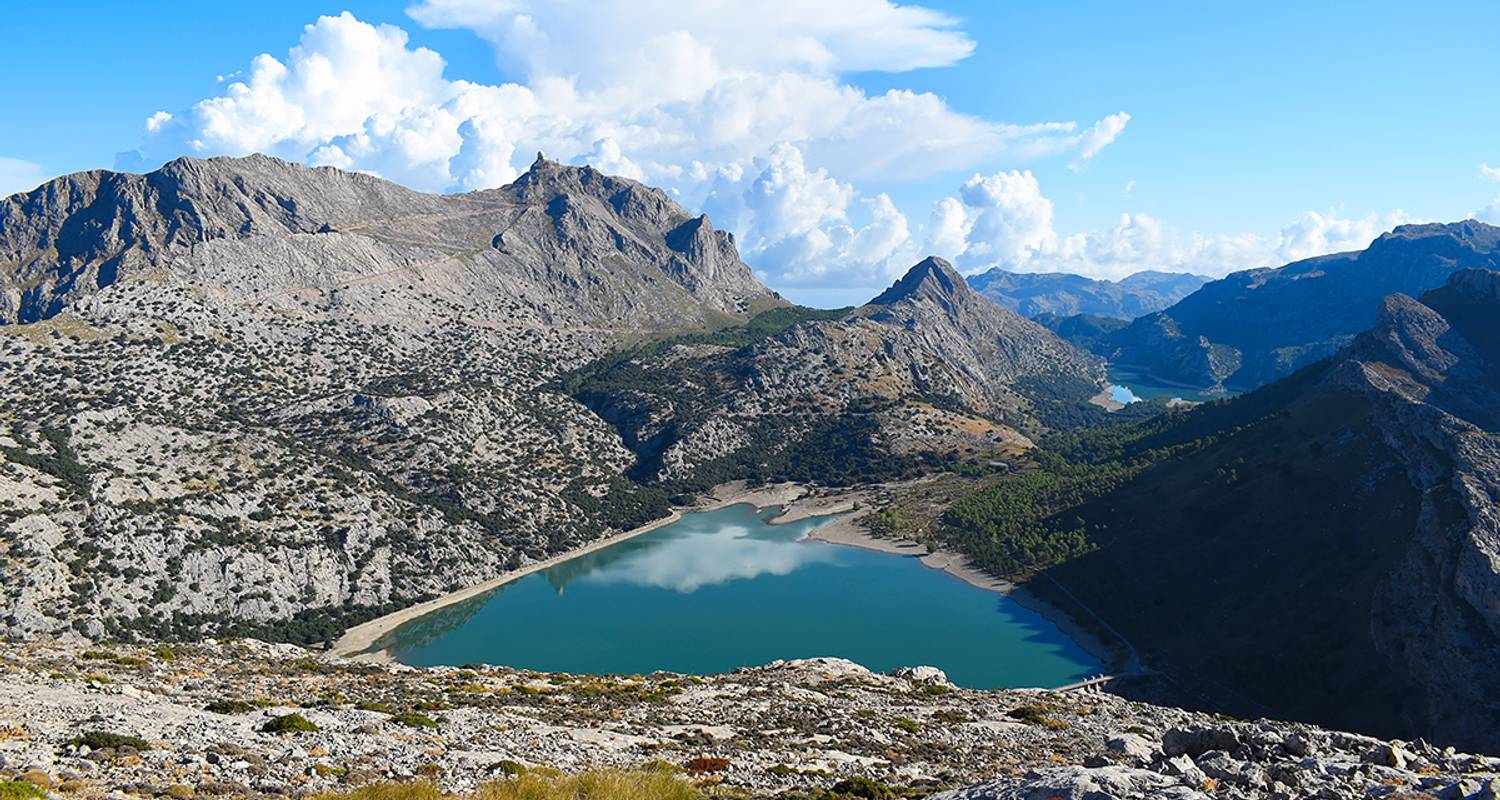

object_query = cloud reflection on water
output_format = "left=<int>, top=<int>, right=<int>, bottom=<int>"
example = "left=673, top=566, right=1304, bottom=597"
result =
left=579, top=523, right=843, bottom=593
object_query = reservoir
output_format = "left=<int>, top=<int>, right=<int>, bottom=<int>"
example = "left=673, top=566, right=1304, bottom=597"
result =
left=374, top=503, right=1100, bottom=688
left=1108, top=364, right=1235, bottom=404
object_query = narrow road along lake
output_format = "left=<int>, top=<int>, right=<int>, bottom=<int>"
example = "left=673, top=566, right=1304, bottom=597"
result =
left=375, top=504, right=1100, bottom=688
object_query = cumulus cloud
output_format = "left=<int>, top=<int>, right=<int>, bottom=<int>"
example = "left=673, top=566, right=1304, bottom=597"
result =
left=936, top=169, right=1414, bottom=280
left=0, top=157, right=47, bottom=199
left=1068, top=112, right=1131, bottom=170
left=121, top=5, right=1130, bottom=287
left=1479, top=165, right=1500, bottom=224
left=1479, top=200, right=1500, bottom=225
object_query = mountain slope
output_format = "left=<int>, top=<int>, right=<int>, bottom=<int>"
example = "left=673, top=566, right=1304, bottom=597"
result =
left=573, top=257, right=1105, bottom=487
left=0, top=152, right=776, bottom=329
left=0, top=154, right=780, bottom=642
left=937, top=268, right=1500, bottom=751
left=1091, top=220, right=1500, bottom=389
left=967, top=267, right=1206, bottom=320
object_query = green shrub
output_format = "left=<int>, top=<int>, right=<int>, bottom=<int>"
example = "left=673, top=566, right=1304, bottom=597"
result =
left=261, top=713, right=319, bottom=734
left=829, top=776, right=900, bottom=799
left=389, top=712, right=439, bottom=729
left=0, top=780, right=45, bottom=800
left=204, top=700, right=257, bottom=714
left=1006, top=704, right=1069, bottom=730
left=70, top=730, right=151, bottom=751
left=488, top=760, right=527, bottom=777
left=355, top=700, right=395, bottom=714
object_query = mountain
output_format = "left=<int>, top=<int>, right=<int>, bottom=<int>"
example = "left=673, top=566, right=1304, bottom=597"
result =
left=0, top=152, right=775, bottom=328
left=572, top=257, right=1105, bottom=489
left=0, top=153, right=781, bottom=643
left=967, top=267, right=1207, bottom=320
left=1088, top=220, right=1500, bottom=389
left=936, top=268, right=1500, bottom=751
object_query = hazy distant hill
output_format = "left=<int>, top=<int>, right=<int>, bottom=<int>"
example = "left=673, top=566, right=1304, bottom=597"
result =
left=1086, top=220, right=1500, bottom=389
left=967, top=267, right=1207, bottom=320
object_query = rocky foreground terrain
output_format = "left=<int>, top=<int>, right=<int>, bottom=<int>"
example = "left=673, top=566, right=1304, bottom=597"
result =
left=1, top=641, right=1496, bottom=800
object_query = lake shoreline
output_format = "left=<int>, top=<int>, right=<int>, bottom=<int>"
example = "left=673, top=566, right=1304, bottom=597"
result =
left=334, top=478, right=1128, bottom=682
left=330, top=481, right=814, bottom=661
left=804, top=511, right=1129, bottom=674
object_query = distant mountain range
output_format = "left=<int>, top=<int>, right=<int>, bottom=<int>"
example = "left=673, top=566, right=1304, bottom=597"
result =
left=1050, top=220, right=1500, bottom=390
left=967, top=267, right=1208, bottom=320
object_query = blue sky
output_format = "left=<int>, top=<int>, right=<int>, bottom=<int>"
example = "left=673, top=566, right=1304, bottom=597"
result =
left=3, top=1, right=1497, bottom=306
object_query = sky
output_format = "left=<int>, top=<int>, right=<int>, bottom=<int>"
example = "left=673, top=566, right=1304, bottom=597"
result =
left=3, top=1, right=1498, bottom=307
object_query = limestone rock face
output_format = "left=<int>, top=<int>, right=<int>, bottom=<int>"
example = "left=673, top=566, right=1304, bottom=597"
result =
left=0, top=152, right=776, bottom=328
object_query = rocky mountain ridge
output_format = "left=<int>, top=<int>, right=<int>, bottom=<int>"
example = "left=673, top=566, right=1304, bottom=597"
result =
left=572, top=257, right=1102, bottom=487
left=962, top=268, right=1500, bottom=753
left=1064, top=220, right=1500, bottom=389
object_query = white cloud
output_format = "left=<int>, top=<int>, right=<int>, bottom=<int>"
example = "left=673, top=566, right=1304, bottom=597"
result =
left=144, top=111, right=173, bottom=133
left=938, top=169, right=1414, bottom=280
left=122, top=6, right=1131, bottom=288
left=1068, top=112, right=1131, bottom=170
left=0, top=157, right=47, bottom=198
left=1479, top=165, right=1500, bottom=224
left=1478, top=199, right=1500, bottom=225
left=406, top=0, right=978, bottom=80
left=954, top=170, right=1055, bottom=268
left=924, top=196, right=968, bottom=259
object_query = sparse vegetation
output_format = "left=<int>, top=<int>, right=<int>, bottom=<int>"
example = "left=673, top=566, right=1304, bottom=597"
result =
left=261, top=713, right=319, bottom=734
left=313, top=770, right=701, bottom=800
left=69, top=730, right=151, bottom=751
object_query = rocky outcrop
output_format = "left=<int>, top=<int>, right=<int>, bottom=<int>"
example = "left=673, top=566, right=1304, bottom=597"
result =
left=1336, top=271, right=1500, bottom=755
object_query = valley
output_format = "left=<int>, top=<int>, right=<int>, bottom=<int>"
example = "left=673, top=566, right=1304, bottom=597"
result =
left=3, top=154, right=1500, bottom=797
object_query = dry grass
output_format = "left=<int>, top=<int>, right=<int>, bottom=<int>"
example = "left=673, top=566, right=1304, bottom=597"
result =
left=317, top=769, right=701, bottom=800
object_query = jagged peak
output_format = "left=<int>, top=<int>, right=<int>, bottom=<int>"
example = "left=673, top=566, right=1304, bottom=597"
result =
left=1371, top=219, right=1500, bottom=256
left=867, top=256, right=968, bottom=306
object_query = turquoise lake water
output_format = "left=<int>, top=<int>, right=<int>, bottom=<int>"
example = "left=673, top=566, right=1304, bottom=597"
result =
left=1109, top=365, right=1236, bottom=404
left=375, top=504, right=1101, bottom=688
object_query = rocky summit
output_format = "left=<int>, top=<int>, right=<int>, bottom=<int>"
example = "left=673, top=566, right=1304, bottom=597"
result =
left=571, top=257, right=1100, bottom=486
